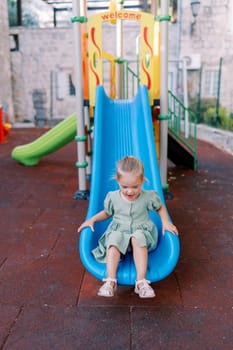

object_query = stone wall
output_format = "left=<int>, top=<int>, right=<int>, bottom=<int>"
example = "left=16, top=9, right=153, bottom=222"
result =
left=9, top=21, right=141, bottom=123
left=180, top=0, right=233, bottom=112
left=10, top=27, right=76, bottom=123
left=0, top=0, right=14, bottom=120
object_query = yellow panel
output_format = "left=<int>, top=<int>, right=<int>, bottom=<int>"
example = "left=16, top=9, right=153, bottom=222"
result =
left=139, top=12, right=160, bottom=105
left=87, top=10, right=160, bottom=106
left=88, top=14, right=103, bottom=106
left=109, top=0, right=117, bottom=24
left=102, top=51, right=116, bottom=99
left=153, top=21, right=160, bottom=100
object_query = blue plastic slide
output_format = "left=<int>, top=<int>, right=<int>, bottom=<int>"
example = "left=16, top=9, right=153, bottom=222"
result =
left=79, top=85, right=180, bottom=285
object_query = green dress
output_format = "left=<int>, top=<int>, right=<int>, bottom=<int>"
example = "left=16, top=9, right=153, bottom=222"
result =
left=92, top=189, right=162, bottom=263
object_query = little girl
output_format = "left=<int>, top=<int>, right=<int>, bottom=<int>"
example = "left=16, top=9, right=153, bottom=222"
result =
left=78, top=156, right=178, bottom=298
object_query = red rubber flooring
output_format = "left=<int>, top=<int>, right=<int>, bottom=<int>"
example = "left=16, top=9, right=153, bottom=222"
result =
left=0, top=128, right=232, bottom=350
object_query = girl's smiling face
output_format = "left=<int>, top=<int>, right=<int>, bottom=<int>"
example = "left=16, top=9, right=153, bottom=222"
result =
left=118, top=172, right=143, bottom=202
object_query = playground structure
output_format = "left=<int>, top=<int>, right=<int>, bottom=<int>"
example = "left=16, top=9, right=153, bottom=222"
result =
left=79, top=83, right=180, bottom=285
left=11, top=0, right=197, bottom=285
left=75, top=0, right=180, bottom=285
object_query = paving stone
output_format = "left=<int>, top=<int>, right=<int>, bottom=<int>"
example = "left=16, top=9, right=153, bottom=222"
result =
left=0, top=305, right=21, bottom=346
left=131, top=306, right=232, bottom=350
left=0, top=257, right=84, bottom=307
left=3, top=305, right=131, bottom=350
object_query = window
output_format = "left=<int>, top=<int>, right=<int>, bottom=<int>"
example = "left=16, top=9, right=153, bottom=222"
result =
left=69, top=74, right=76, bottom=96
left=170, top=0, right=177, bottom=23
left=203, top=70, right=218, bottom=97
left=9, top=34, right=19, bottom=51
left=8, top=0, right=21, bottom=26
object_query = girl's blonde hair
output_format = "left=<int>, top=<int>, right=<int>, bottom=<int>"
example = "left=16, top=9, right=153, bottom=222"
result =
left=116, top=156, right=144, bottom=181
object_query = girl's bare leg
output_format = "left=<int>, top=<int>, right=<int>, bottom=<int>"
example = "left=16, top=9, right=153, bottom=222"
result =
left=106, top=245, right=120, bottom=281
left=131, top=237, right=155, bottom=297
left=131, top=237, right=148, bottom=280
left=97, top=246, right=120, bottom=297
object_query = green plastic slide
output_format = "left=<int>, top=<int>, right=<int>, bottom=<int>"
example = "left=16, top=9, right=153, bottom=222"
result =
left=11, top=113, right=77, bottom=166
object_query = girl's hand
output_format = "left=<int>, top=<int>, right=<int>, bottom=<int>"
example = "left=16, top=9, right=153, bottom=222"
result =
left=162, top=221, right=179, bottom=236
left=77, top=219, right=95, bottom=233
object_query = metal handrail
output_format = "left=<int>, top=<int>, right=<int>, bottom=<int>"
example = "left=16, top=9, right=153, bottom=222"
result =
left=168, top=90, right=197, bottom=170
left=122, top=60, right=140, bottom=99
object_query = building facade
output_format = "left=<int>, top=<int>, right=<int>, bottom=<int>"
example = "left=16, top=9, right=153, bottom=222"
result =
left=1, top=1, right=233, bottom=123
left=179, top=0, right=233, bottom=113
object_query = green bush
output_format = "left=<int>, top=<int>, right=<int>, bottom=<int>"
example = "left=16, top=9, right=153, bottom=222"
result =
left=189, top=97, right=233, bottom=131
left=203, top=106, right=233, bottom=131
left=218, top=109, right=233, bottom=131
left=203, top=107, right=216, bottom=125
left=189, top=97, right=216, bottom=123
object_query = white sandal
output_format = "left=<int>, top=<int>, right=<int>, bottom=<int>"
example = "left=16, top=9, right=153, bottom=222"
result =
left=135, top=279, right=156, bottom=298
left=97, top=278, right=117, bottom=297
